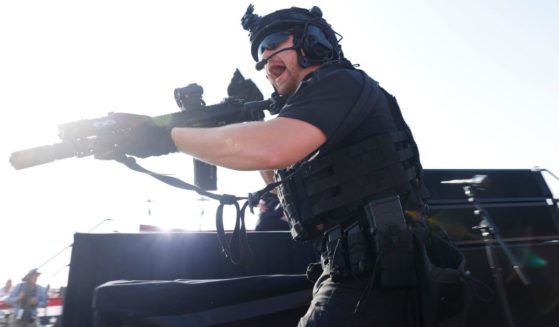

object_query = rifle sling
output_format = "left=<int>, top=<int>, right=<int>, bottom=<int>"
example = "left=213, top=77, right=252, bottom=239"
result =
left=112, top=154, right=252, bottom=267
left=109, top=70, right=376, bottom=266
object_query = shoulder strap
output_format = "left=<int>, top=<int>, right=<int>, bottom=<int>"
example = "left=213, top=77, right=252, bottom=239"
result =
left=318, top=70, right=379, bottom=155
left=251, top=70, right=380, bottom=206
left=112, top=154, right=253, bottom=266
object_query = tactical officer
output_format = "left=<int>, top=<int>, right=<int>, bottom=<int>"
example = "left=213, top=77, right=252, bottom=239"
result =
left=111, top=4, right=466, bottom=326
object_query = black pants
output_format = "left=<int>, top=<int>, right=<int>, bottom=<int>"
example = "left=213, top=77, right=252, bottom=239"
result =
left=298, top=267, right=421, bottom=327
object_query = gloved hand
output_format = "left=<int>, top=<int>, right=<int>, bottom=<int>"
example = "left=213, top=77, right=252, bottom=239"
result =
left=94, top=112, right=178, bottom=159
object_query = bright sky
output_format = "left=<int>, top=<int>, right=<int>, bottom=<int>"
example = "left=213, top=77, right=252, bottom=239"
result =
left=1, top=1, right=557, bottom=288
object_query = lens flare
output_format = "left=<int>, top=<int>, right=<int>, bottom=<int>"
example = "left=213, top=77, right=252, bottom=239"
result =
left=524, top=253, right=548, bottom=268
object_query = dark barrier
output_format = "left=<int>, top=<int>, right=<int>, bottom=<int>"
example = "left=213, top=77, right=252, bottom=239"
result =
left=62, top=169, right=559, bottom=326
left=422, top=169, right=559, bottom=245
left=93, top=274, right=312, bottom=327
left=422, top=169, right=553, bottom=204
left=423, top=168, right=559, bottom=326
left=428, top=202, right=559, bottom=244
left=459, top=241, right=559, bottom=327
left=62, top=232, right=318, bottom=327
left=62, top=232, right=559, bottom=327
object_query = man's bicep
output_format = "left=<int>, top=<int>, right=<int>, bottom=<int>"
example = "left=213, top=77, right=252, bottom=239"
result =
left=264, top=117, right=327, bottom=166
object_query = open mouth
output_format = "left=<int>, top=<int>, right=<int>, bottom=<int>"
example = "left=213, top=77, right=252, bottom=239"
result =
left=268, top=64, right=287, bottom=80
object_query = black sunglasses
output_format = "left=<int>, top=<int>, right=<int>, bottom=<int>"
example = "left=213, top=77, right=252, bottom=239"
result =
left=258, top=31, right=291, bottom=60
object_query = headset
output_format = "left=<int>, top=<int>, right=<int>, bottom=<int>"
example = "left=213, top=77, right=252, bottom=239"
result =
left=242, top=5, right=343, bottom=69
left=296, top=24, right=335, bottom=66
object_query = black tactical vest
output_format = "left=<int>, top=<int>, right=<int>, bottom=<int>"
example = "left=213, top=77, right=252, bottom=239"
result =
left=274, top=74, right=427, bottom=241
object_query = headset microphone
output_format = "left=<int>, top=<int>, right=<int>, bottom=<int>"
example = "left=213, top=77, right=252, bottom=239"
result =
left=255, top=59, right=267, bottom=71
left=255, top=47, right=297, bottom=71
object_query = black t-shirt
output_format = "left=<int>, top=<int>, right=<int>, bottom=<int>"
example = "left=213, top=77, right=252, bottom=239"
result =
left=278, top=63, right=397, bottom=150
left=276, top=62, right=426, bottom=236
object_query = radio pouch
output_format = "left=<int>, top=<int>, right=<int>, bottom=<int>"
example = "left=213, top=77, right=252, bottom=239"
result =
left=365, top=196, right=416, bottom=288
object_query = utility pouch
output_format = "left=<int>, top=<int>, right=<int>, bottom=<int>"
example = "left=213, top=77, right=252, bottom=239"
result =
left=346, top=221, right=372, bottom=276
left=365, top=195, right=415, bottom=288
left=424, top=222, right=469, bottom=322
left=305, top=262, right=324, bottom=283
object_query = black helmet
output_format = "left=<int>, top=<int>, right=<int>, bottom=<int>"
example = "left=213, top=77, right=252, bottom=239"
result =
left=241, top=4, right=343, bottom=68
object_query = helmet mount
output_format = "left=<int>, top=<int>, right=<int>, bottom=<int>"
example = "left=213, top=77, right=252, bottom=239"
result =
left=241, top=4, right=343, bottom=68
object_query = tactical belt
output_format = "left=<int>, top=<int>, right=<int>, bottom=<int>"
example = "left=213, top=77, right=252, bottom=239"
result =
left=321, top=219, right=375, bottom=282
left=320, top=195, right=415, bottom=286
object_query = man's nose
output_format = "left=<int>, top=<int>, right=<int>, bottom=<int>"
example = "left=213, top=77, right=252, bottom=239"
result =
left=261, top=48, right=274, bottom=61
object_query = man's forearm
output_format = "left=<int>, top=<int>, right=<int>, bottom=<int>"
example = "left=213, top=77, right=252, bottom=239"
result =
left=170, top=117, right=326, bottom=171
left=171, top=122, right=278, bottom=170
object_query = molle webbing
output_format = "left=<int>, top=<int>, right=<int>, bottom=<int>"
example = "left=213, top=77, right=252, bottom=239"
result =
left=300, top=131, right=418, bottom=217
left=274, top=70, right=426, bottom=241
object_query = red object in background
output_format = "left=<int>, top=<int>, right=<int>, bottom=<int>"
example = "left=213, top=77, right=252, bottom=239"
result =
left=0, top=300, right=10, bottom=310
left=0, top=297, right=63, bottom=310
left=48, top=297, right=64, bottom=306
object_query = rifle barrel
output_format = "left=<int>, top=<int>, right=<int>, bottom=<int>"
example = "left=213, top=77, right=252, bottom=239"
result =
left=10, top=142, right=76, bottom=170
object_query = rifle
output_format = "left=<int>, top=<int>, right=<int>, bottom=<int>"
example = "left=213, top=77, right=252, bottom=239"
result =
left=9, top=70, right=282, bottom=173
left=9, top=70, right=285, bottom=266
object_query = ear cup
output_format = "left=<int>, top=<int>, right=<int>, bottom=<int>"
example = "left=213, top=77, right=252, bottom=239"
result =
left=302, top=25, right=334, bottom=61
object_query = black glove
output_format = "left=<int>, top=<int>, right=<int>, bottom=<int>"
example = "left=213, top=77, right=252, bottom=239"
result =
left=95, top=112, right=178, bottom=159
left=261, top=191, right=279, bottom=207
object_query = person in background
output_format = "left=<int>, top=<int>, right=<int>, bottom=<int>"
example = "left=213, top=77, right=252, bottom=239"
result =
left=0, top=279, right=12, bottom=300
left=0, top=279, right=12, bottom=322
left=5, top=269, right=47, bottom=327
